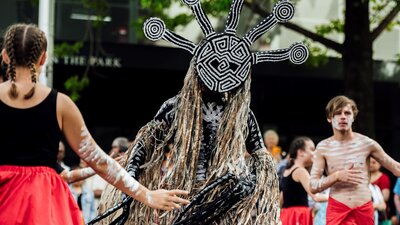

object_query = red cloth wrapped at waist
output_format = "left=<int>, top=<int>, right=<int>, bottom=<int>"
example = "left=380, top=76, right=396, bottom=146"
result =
left=326, top=197, right=374, bottom=225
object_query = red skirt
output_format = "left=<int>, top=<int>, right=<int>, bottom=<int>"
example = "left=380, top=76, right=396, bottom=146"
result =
left=326, top=197, right=374, bottom=225
left=0, top=165, right=83, bottom=225
left=280, top=206, right=313, bottom=225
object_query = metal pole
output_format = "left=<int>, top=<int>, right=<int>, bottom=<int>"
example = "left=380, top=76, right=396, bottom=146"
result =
left=38, top=0, right=55, bottom=87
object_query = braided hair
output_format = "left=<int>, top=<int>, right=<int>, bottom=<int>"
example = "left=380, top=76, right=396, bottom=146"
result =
left=285, top=136, right=312, bottom=169
left=2, top=23, right=47, bottom=99
left=0, top=54, right=7, bottom=82
left=0, top=37, right=6, bottom=82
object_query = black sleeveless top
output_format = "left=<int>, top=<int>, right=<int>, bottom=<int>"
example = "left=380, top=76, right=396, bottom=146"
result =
left=0, top=89, right=62, bottom=170
left=280, top=167, right=309, bottom=208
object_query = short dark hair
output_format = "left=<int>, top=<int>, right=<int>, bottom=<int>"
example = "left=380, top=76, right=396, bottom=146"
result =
left=285, top=136, right=312, bottom=169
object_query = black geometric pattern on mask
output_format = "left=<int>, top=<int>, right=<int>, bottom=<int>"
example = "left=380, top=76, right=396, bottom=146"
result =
left=196, top=34, right=252, bottom=92
left=143, top=0, right=309, bottom=92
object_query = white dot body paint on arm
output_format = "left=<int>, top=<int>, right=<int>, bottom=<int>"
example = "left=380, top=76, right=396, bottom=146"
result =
left=146, top=192, right=153, bottom=205
left=78, top=126, right=140, bottom=194
left=310, top=167, right=326, bottom=191
left=79, top=167, right=95, bottom=177
left=66, top=171, right=73, bottom=183
left=115, top=166, right=140, bottom=192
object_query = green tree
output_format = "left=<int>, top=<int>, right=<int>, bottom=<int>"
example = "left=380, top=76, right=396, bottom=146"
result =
left=52, top=0, right=110, bottom=101
left=138, top=0, right=400, bottom=137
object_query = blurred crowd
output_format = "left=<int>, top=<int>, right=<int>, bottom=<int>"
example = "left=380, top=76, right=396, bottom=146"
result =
left=265, top=129, right=400, bottom=225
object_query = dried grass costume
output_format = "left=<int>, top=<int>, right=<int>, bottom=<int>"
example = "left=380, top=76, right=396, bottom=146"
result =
left=89, top=0, right=308, bottom=224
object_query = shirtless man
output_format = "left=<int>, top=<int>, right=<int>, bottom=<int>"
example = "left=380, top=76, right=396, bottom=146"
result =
left=309, top=95, right=400, bottom=225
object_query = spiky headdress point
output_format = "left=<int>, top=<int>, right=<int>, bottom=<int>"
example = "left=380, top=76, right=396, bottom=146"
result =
left=144, top=0, right=308, bottom=92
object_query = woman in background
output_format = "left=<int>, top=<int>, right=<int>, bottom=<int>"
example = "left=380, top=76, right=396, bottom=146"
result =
left=280, top=136, right=327, bottom=225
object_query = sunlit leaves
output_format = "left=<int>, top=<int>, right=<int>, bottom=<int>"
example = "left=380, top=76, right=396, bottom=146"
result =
left=315, top=19, right=344, bottom=37
left=302, top=39, right=329, bottom=68
left=64, top=75, right=90, bottom=101
left=82, top=0, right=109, bottom=28
left=201, top=0, right=231, bottom=17
left=54, top=42, right=83, bottom=57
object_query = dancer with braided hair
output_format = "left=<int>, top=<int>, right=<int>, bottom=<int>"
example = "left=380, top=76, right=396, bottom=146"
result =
left=0, top=59, right=5, bottom=83
left=0, top=38, right=7, bottom=83
left=92, top=0, right=309, bottom=224
left=0, top=23, right=189, bottom=225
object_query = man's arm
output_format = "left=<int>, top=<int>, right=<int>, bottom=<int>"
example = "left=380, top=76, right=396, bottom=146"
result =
left=370, top=141, right=400, bottom=177
left=309, top=146, right=338, bottom=194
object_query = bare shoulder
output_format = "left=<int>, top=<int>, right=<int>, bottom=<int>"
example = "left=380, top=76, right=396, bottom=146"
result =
left=292, top=167, right=309, bottom=182
left=315, top=138, right=331, bottom=151
left=353, top=132, right=376, bottom=146
left=56, top=92, right=85, bottom=134
left=293, top=167, right=308, bottom=175
left=0, top=81, right=7, bottom=89
left=57, top=92, right=75, bottom=107
left=56, top=92, right=79, bottom=115
left=0, top=82, right=8, bottom=98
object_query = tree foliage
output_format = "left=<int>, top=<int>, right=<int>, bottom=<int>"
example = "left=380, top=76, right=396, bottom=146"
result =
left=53, top=0, right=111, bottom=101
left=52, top=0, right=399, bottom=136
left=135, top=0, right=399, bottom=137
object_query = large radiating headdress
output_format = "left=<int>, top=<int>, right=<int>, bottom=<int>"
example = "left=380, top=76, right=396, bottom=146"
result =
left=143, top=0, right=308, bottom=93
